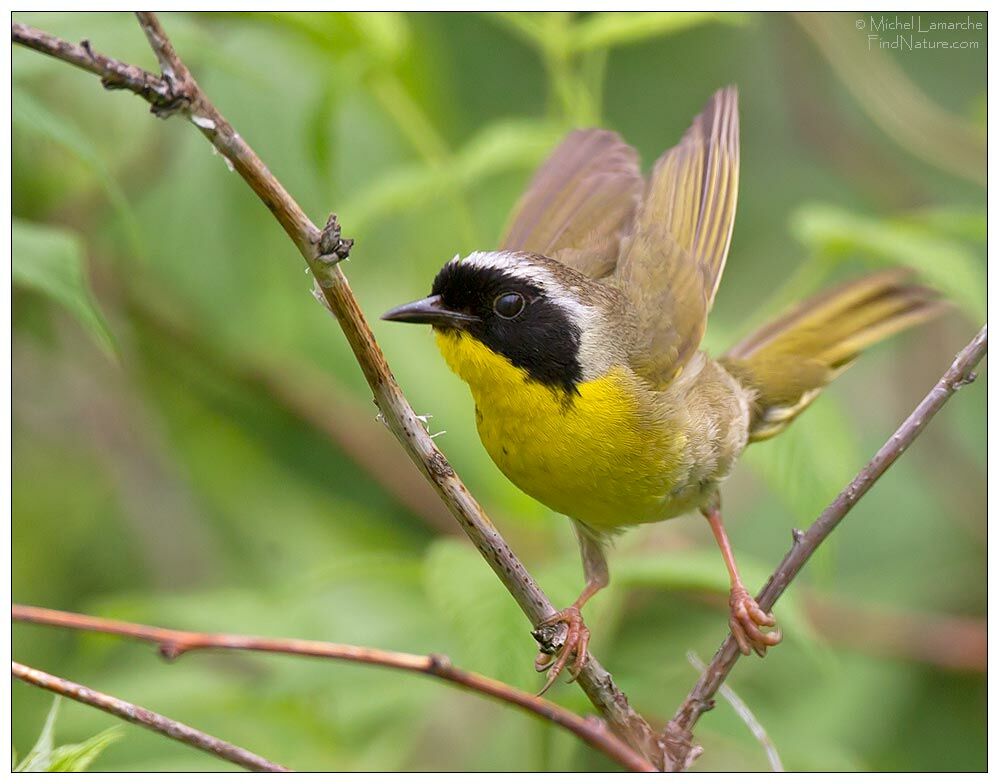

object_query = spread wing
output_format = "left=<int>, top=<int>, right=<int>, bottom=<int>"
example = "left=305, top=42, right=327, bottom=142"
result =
left=500, top=129, right=643, bottom=279
left=614, top=86, right=740, bottom=386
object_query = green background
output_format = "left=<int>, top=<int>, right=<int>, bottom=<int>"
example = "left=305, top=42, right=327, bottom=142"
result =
left=12, top=12, right=986, bottom=772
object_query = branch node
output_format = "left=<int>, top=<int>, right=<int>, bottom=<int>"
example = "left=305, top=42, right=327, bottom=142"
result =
left=953, top=370, right=977, bottom=388
left=148, top=92, right=191, bottom=120
left=532, top=621, right=568, bottom=655
left=98, top=76, right=124, bottom=92
left=158, top=641, right=185, bottom=661
left=317, top=213, right=354, bottom=265
left=427, top=451, right=455, bottom=480
left=791, top=528, right=805, bottom=544
left=427, top=653, right=451, bottom=673
left=659, top=720, right=701, bottom=771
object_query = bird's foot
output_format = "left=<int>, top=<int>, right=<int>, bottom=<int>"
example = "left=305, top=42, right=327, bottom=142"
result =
left=532, top=605, right=590, bottom=696
left=729, top=585, right=781, bottom=657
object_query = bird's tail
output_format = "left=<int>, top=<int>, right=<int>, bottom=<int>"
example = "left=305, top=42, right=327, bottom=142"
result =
left=721, top=269, right=944, bottom=442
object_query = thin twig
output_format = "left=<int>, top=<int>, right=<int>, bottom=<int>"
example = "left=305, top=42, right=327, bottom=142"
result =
left=134, top=11, right=192, bottom=87
left=11, top=13, right=660, bottom=765
left=668, top=324, right=987, bottom=769
left=11, top=22, right=173, bottom=108
left=12, top=604, right=656, bottom=772
left=11, top=661, right=290, bottom=772
left=687, top=652, right=783, bottom=772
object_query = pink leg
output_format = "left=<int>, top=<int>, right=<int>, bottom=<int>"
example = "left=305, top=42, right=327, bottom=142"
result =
left=533, top=522, right=607, bottom=695
left=702, top=502, right=782, bottom=657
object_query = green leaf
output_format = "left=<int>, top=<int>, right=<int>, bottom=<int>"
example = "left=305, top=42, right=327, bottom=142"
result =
left=14, top=697, right=60, bottom=772
left=13, top=696, right=121, bottom=772
left=46, top=727, right=123, bottom=772
left=570, top=12, right=746, bottom=53
left=790, top=203, right=986, bottom=322
left=12, top=219, right=117, bottom=357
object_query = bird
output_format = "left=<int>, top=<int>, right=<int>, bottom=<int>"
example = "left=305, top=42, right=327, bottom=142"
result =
left=382, top=86, right=942, bottom=693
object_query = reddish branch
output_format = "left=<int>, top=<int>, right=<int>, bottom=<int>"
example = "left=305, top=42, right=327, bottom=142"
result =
left=12, top=604, right=656, bottom=772
left=12, top=661, right=289, bottom=772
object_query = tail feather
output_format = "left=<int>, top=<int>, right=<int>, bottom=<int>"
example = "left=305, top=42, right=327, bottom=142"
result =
left=723, top=269, right=944, bottom=442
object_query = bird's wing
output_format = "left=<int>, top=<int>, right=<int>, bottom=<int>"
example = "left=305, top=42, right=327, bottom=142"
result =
left=500, top=129, right=643, bottom=279
left=614, top=86, right=740, bottom=387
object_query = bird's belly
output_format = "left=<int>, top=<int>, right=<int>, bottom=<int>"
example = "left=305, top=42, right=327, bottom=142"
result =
left=473, top=368, right=689, bottom=529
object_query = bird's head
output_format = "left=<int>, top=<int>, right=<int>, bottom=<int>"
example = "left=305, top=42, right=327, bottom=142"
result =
left=382, top=251, right=625, bottom=395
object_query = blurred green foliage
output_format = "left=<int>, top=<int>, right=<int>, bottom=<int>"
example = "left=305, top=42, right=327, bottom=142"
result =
left=12, top=12, right=985, bottom=772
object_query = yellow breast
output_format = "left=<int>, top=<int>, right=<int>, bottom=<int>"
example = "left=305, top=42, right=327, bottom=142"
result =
left=435, top=330, right=688, bottom=529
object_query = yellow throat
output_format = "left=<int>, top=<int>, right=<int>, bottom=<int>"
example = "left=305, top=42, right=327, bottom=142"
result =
left=434, top=329, right=687, bottom=529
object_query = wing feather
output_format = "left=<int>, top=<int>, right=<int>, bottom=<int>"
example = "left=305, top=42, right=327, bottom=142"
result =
left=501, top=129, right=643, bottom=279
left=615, top=87, right=740, bottom=385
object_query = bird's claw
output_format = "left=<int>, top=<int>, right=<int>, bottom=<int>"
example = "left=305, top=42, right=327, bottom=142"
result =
left=729, top=585, right=781, bottom=657
left=532, top=606, right=590, bottom=695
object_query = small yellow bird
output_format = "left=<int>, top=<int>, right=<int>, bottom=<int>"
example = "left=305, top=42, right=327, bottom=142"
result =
left=383, top=87, right=941, bottom=692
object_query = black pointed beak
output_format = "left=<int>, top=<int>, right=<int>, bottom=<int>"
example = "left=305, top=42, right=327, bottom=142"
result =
left=381, top=295, right=478, bottom=327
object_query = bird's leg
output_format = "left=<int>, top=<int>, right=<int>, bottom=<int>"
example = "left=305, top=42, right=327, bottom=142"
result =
left=701, top=498, right=782, bottom=656
left=533, top=521, right=608, bottom=695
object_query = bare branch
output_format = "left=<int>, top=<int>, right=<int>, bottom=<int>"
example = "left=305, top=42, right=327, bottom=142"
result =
left=11, top=661, right=289, bottom=772
left=668, top=324, right=987, bottom=769
left=134, top=11, right=192, bottom=87
left=12, top=604, right=656, bottom=772
left=11, top=13, right=660, bottom=764
left=11, top=21, right=174, bottom=109
left=687, top=652, right=783, bottom=772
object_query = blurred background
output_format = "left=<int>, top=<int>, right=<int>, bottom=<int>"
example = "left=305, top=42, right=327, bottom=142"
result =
left=12, top=11, right=986, bottom=772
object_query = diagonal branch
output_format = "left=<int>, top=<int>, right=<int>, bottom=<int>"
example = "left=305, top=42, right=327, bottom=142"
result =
left=666, top=324, right=987, bottom=769
left=12, top=14, right=985, bottom=772
left=12, top=661, right=290, bottom=772
left=12, top=604, right=656, bottom=772
left=11, top=13, right=661, bottom=764
left=134, top=11, right=192, bottom=87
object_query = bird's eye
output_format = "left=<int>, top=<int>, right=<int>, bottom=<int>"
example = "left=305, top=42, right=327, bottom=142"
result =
left=493, top=292, right=525, bottom=319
